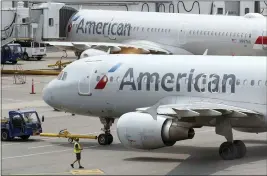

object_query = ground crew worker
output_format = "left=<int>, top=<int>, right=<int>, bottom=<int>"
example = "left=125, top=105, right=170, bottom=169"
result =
left=71, top=138, right=84, bottom=169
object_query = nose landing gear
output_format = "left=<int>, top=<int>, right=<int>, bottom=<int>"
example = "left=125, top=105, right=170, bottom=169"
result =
left=98, top=117, right=114, bottom=145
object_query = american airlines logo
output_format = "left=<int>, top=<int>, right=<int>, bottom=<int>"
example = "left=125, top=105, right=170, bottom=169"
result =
left=119, top=68, right=237, bottom=93
left=76, top=18, right=132, bottom=39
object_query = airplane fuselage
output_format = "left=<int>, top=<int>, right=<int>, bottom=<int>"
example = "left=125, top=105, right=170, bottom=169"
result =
left=43, top=55, right=267, bottom=130
left=66, top=10, right=267, bottom=56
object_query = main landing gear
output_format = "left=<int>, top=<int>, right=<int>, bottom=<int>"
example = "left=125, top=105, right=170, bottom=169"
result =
left=97, top=117, right=114, bottom=145
left=216, top=118, right=246, bottom=160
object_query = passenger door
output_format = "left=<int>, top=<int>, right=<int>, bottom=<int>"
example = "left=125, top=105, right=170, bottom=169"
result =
left=78, top=61, right=101, bottom=96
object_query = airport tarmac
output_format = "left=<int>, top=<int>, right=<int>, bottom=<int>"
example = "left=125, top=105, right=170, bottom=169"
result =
left=1, top=54, right=267, bottom=175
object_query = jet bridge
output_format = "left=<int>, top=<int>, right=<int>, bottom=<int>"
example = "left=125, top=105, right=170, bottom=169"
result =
left=1, top=2, right=77, bottom=41
left=30, top=3, right=77, bottom=40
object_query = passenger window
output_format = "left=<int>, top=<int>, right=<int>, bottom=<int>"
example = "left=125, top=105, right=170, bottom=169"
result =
left=110, top=76, right=113, bottom=82
left=96, top=76, right=100, bottom=81
left=258, top=80, right=262, bottom=86
left=147, top=28, right=150, bottom=32
left=116, top=77, right=120, bottom=83
left=142, top=27, right=144, bottom=31
left=151, top=28, right=153, bottom=32
left=226, top=32, right=228, bottom=36
left=265, top=80, right=267, bottom=86
left=251, top=80, right=255, bottom=86
left=243, top=79, right=248, bottom=85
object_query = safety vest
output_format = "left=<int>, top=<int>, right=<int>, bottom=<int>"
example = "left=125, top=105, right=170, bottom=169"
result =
left=73, top=142, right=81, bottom=153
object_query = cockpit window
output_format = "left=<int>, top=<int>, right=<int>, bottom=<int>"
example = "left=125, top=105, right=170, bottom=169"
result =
left=57, top=71, right=63, bottom=80
left=57, top=71, right=67, bottom=81
left=62, top=72, right=68, bottom=80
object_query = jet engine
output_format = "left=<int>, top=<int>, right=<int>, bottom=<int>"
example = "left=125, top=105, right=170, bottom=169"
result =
left=80, top=48, right=109, bottom=59
left=116, top=112, right=195, bottom=150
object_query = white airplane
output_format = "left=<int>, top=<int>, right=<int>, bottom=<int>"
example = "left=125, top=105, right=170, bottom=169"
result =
left=42, top=54, right=267, bottom=160
left=44, top=10, right=267, bottom=57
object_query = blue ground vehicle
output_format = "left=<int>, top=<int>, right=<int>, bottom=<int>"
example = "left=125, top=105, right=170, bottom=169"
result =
left=1, top=43, right=23, bottom=64
left=1, top=110, right=44, bottom=141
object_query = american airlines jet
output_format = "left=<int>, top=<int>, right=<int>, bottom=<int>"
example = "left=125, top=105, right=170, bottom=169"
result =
left=42, top=54, right=267, bottom=160
left=44, top=10, right=267, bottom=57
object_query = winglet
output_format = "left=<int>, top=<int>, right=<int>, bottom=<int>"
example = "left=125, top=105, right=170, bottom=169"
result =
left=203, top=49, right=208, bottom=55
left=142, top=101, right=161, bottom=120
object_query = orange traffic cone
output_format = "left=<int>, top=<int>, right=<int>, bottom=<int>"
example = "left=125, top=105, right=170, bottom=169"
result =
left=30, top=78, right=36, bottom=94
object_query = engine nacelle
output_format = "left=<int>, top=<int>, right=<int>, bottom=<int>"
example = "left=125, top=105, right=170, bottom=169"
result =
left=116, top=112, right=195, bottom=150
left=80, top=48, right=109, bottom=59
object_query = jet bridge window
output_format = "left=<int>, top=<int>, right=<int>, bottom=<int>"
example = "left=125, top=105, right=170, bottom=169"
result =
left=49, top=18, right=54, bottom=26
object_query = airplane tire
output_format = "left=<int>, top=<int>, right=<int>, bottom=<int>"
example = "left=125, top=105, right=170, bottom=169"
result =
left=98, top=134, right=107, bottom=145
left=233, top=140, right=246, bottom=159
left=219, top=142, right=237, bottom=160
left=107, top=134, right=113, bottom=145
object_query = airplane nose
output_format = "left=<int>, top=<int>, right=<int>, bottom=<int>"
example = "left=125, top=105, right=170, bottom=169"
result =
left=42, top=83, right=53, bottom=107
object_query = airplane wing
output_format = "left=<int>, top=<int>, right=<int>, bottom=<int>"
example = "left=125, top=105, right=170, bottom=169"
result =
left=136, top=101, right=263, bottom=121
left=44, top=40, right=172, bottom=54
